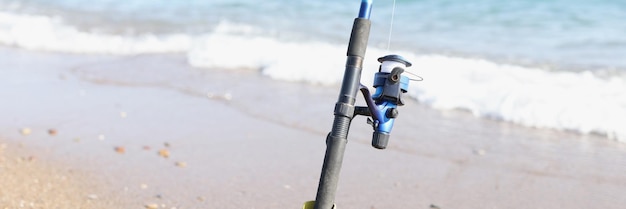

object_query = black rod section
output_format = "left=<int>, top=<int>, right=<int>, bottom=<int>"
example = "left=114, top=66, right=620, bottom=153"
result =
left=313, top=17, right=371, bottom=209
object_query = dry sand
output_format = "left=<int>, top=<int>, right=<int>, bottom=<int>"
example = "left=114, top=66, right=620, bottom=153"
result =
left=0, top=141, right=126, bottom=209
left=1, top=46, right=626, bottom=209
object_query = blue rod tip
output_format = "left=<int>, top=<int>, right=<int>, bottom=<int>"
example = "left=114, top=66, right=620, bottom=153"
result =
left=358, top=0, right=373, bottom=19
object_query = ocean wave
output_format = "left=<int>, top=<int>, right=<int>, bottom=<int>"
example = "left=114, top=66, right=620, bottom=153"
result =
left=187, top=32, right=626, bottom=142
left=187, top=34, right=349, bottom=85
left=404, top=54, right=626, bottom=141
left=1, top=11, right=625, bottom=142
left=0, top=11, right=191, bottom=54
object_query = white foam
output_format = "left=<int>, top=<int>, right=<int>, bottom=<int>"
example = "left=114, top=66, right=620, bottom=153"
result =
left=188, top=34, right=352, bottom=85
left=187, top=23, right=393, bottom=86
left=0, top=12, right=191, bottom=54
left=188, top=33, right=626, bottom=141
left=404, top=54, right=626, bottom=141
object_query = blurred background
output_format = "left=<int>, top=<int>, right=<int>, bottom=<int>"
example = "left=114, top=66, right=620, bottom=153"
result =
left=1, top=0, right=625, bottom=141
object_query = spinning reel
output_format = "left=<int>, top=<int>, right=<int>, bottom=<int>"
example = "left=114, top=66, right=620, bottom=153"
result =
left=357, top=54, right=412, bottom=149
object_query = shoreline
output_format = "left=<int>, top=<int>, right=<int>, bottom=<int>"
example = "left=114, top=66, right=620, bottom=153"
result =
left=2, top=46, right=626, bottom=209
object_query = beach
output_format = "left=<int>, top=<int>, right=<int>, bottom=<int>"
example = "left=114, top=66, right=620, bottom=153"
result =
left=1, top=46, right=626, bottom=209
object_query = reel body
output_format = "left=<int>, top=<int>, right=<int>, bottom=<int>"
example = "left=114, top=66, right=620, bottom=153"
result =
left=360, top=55, right=412, bottom=149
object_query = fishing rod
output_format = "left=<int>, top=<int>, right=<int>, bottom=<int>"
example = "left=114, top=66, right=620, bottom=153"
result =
left=305, top=1, right=416, bottom=209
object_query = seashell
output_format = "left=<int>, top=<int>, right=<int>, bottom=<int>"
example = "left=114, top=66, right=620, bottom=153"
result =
left=20, top=128, right=32, bottom=136
left=175, top=161, right=187, bottom=168
left=48, top=129, right=58, bottom=136
left=114, top=146, right=125, bottom=154
left=158, top=149, right=170, bottom=158
left=145, top=203, right=159, bottom=209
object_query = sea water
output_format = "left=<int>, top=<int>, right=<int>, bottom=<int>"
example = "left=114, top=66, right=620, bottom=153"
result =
left=1, top=0, right=625, bottom=141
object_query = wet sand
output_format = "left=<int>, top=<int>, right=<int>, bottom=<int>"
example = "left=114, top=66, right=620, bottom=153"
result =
left=1, top=46, right=626, bottom=209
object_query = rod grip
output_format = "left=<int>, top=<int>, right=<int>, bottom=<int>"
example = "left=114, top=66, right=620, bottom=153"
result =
left=347, top=18, right=371, bottom=58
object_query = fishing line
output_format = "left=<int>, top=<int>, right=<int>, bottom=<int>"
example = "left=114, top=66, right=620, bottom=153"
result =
left=386, top=0, right=422, bottom=82
left=386, top=0, right=397, bottom=50
left=405, top=70, right=424, bottom=81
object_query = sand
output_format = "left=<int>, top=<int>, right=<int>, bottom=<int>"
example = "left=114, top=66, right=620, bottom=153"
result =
left=1, top=46, right=626, bottom=209
left=0, top=141, right=128, bottom=209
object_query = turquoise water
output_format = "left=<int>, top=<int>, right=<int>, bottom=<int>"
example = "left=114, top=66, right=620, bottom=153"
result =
left=2, top=0, right=625, bottom=70
left=2, top=0, right=626, bottom=141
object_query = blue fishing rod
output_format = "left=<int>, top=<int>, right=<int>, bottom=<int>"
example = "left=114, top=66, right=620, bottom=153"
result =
left=305, top=1, right=415, bottom=209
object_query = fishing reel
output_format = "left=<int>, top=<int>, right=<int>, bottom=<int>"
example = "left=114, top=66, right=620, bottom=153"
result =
left=356, top=54, right=412, bottom=149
